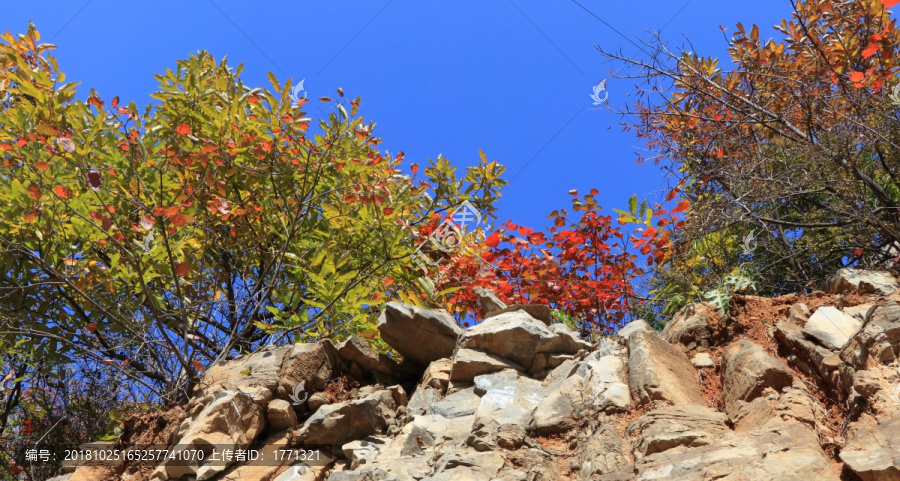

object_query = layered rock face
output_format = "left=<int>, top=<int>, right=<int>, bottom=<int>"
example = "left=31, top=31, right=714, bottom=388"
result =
left=56, top=268, right=900, bottom=481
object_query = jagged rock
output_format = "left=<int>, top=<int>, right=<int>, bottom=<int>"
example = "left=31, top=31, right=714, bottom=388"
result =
left=473, top=369, right=544, bottom=428
left=449, top=348, right=524, bottom=382
left=626, top=404, right=729, bottom=459
left=691, top=352, right=716, bottom=368
left=484, top=303, right=553, bottom=326
left=721, top=340, right=794, bottom=417
left=731, top=385, right=823, bottom=432
left=377, top=302, right=462, bottom=366
left=776, top=318, right=838, bottom=389
left=462, top=311, right=585, bottom=374
left=266, top=399, right=298, bottom=431
left=841, top=415, right=900, bottom=481
left=473, top=286, right=507, bottom=317
left=195, top=344, right=289, bottom=405
left=342, top=436, right=388, bottom=469
left=662, top=302, right=720, bottom=350
left=295, top=385, right=407, bottom=446
left=842, top=302, right=900, bottom=369
left=576, top=422, right=632, bottom=480
left=278, top=341, right=340, bottom=400
left=826, top=268, right=899, bottom=296
left=218, top=432, right=307, bottom=481
left=307, top=392, right=331, bottom=412
left=788, top=303, right=811, bottom=325
left=802, top=306, right=862, bottom=351
left=336, top=335, right=397, bottom=378
left=622, top=319, right=705, bottom=406
left=427, top=451, right=506, bottom=480
left=604, top=420, right=840, bottom=480
left=151, top=390, right=265, bottom=481
left=496, top=424, right=526, bottom=449
left=431, top=387, right=481, bottom=419
left=578, top=344, right=632, bottom=413
left=844, top=303, right=875, bottom=321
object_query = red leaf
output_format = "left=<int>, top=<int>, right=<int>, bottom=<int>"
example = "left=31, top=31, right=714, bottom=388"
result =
left=485, top=231, right=501, bottom=248
left=853, top=249, right=864, bottom=256
left=176, top=124, right=192, bottom=135
left=175, top=261, right=191, bottom=277
left=642, top=228, right=658, bottom=238
left=111, top=96, right=119, bottom=108
left=517, top=226, right=533, bottom=236
left=101, top=359, right=115, bottom=365
left=665, top=189, right=678, bottom=201
left=86, top=323, right=97, bottom=332
left=28, top=185, right=41, bottom=200
left=86, top=169, right=103, bottom=192
left=670, top=200, right=690, bottom=213
left=410, top=163, right=419, bottom=174
left=247, top=94, right=261, bottom=103
left=192, top=360, right=204, bottom=372
left=882, top=0, right=900, bottom=7
left=383, top=207, right=395, bottom=215
left=849, top=71, right=865, bottom=85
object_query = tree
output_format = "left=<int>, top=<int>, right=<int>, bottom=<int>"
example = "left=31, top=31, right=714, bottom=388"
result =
left=0, top=22, right=506, bottom=422
left=602, top=0, right=900, bottom=311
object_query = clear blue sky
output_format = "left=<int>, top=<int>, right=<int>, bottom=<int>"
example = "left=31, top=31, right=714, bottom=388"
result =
left=4, top=0, right=788, bottom=234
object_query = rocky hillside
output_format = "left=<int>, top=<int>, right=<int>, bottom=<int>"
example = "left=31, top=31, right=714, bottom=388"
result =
left=52, top=268, right=900, bottom=481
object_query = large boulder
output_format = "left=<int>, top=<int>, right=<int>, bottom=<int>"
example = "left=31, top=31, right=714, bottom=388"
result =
left=377, top=302, right=462, bottom=366
left=484, top=303, right=553, bottom=326
left=826, top=268, right=899, bottom=296
left=721, top=340, right=794, bottom=417
left=462, top=311, right=587, bottom=374
left=195, top=344, right=289, bottom=405
left=449, top=348, right=524, bottom=382
left=277, top=341, right=340, bottom=401
left=621, top=320, right=705, bottom=406
left=472, top=286, right=507, bottom=317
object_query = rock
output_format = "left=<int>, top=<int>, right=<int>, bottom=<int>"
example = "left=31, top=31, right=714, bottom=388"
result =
left=578, top=346, right=632, bottom=413
left=151, top=390, right=265, bottom=481
left=604, top=420, right=840, bottom=480
left=626, top=404, right=729, bottom=459
left=802, top=306, right=863, bottom=351
left=266, top=399, right=298, bottom=431
left=278, top=341, right=340, bottom=401
left=295, top=386, right=407, bottom=446
left=618, top=318, right=653, bottom=340
left=844, top=303, right=874, bottom=322
left=624, top=320, right=705, bottom=406
left=576, top=422, right=632, bottom=479
left=377, top=302, right=462, bottom=366
left=840, top=415, right=900, bottom=481
left=196, top=344, right=289, bottom=405
left=473, top=286, right=507, bottom=317
left=335, top=335, right=397, bottom=377
left=662, top=303, right=720, bottom=350
left=431, top=387, right=481, bottom=419
left=496, top=424, right=526, bottom=449
left=841, top=302, right=900, bottom=369
left=776, top=318, right=838, bottom=389
left=307, top=392, right=331, bottom=411
left=721, top=340, right=794, bottom=417
left=473, top=369, right=544, bottom=428
left=462, top=311, right=585, bottom=374
left=788, top=303, right=811, bottom=325
left=691, top=352, right=716, bottom=368
left=342, top=436, right=388, bottom=469
left=449, top=348, right=524, bottom=382
left=427, top=451, right=506, bottom=480
left=826, top=268, right=899, bottom=296
left=485, top=303, right=553, bottom=326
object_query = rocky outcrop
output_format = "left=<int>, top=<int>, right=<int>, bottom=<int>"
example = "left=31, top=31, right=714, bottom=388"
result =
left=59, top=270, right=900, bottom=481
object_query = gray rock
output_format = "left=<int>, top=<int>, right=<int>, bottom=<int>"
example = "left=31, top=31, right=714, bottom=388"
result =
left=196, top=344, right=289, bottom=405
left=335, top=335, right=397, bottom=376
left=802, top=306, right=863, bottom=351
left=377, top=301, right=462, bottom=366
left=626, top=404, right=729, bottom=459
left=841, top=302, right=900, bottom=369
left=278, top=341, right=340, bottom=400
left=473, top=369, right=544, bottom=428
left=296, top=386, right=406, bottom=446
left=844, top=303, right=875, bottom=322
left=826, top=268, right=899, bottom=296
left=432, top=387, right=481, bottom=419
left=450, top=348, right=524, bottom=382
left=625, top=321, right=705, bottom=406
left=485, top=303, right=553, bottom=326
left=721, top=340, right=794, bottom=417
left=463, top=311, right=584, bottom=374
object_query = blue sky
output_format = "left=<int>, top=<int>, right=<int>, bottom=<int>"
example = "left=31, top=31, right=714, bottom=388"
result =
left=4, top=0, right=789, bottom=235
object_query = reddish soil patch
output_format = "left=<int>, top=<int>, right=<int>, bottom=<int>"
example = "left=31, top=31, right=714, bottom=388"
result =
left=323, top=375, right=361, bottom=403
left=533, top=433, right=570, bottom=454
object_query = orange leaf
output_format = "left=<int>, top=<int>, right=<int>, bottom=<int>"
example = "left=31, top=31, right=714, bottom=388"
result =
left=862, top=43, right=879, bottom=59
left=111, top=96, right=119, bottom=108
left=670, top=200, right=690, bottom=213
left=642, top=228, right=658, bottom=238
left=247, top=94, right=260, bottom=103
left=176, top=124, right=192, bottom=135
left=192, top=360, right=204, bottom=372
left=175, top=261, right=191, bottom=277
left=28, top=185, right=41, bottom=200
left=665, top=189, right=678, bottom=201
left=849, top=71, right=865, bottom=85
left=383, top=207, right=394, bottom=215
left=882, top=0, right=900, bottom=7
left=410, top=163, right=419, bottom=174
left=86, top=323, right=97, bottom=332
left=53, top=185, right=73, bottom=199
left=101, top=359, right=115, bottom=365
